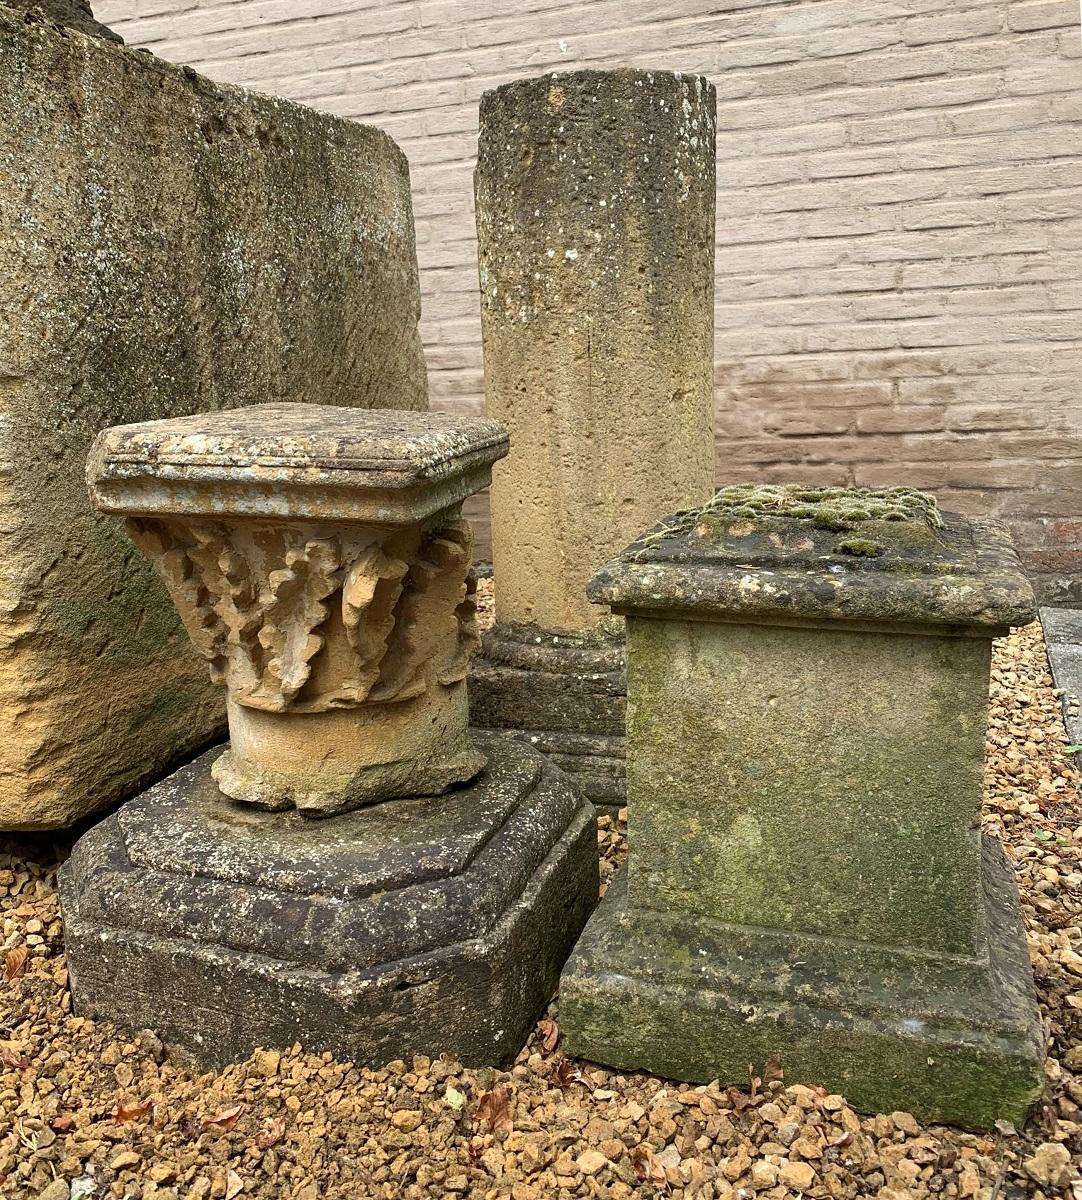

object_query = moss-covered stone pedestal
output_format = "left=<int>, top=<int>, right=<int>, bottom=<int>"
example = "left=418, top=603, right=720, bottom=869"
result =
left=61, top=404, right=598, bottom=1066
left=560, top=485, right=1045, bottom=1127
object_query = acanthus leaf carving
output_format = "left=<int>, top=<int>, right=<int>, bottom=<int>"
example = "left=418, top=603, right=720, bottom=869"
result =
left=126, top=515, right=482, bottom=715
left=433, top=522, right=480, bottom=686
left=126, top=518, right=228, bottom=682
left=368, top=519, right=475, bottom=704
left=332, top=544, right=409, bottom=705
left=253, top=535, right=342, bottom=711
left=184, top=525, right=264, bottom=700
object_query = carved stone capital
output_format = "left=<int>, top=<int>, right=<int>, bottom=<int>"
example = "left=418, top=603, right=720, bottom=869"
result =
left=87, top=405, right=508, bottom=814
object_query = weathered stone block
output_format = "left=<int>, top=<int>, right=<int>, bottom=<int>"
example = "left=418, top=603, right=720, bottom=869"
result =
left=0, top=11, right=427, bottom=828
left=563, top=842, right=1042, bottom=1130
left=61, top=736, right=598, bottom=1068
left=470, top=624, right=626, bottom=810
left=626, top=619, right=989, bottom=953
left=562, top=485, right=1044, bottom=1127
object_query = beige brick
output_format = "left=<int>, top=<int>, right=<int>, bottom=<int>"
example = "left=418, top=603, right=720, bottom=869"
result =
left=1008, top=0, right=1077, bottom=32
left=854, top=407, right=947, bottom=434
left=902, top=9, right=1003, bottom=47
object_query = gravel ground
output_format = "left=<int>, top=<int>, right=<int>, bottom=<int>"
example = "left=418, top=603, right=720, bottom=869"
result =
left=0, top=593, right=1079, bottom=1200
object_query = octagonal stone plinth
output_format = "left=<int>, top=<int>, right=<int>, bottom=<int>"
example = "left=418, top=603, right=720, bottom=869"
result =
left=61, top=734, right=597, bottom=1068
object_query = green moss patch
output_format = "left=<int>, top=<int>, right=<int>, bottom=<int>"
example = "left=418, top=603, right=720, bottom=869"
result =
left=704, top=484, right=943, bottom=529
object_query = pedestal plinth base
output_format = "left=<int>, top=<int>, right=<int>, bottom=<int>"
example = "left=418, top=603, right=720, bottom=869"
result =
left=560, top=838, right=1043, bottom=1129
left=470, top=623, right=626, bottom=810
left=59, top=734, right=598, bottom=1069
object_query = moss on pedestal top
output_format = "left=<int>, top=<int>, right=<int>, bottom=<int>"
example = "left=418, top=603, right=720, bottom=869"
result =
left=587, top=484, right=1036, bottom=632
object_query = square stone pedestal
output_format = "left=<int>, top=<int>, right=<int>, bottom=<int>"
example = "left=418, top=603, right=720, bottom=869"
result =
left=61, top=734, right=597, bottom=1068
left=560, top=485, right=1045, bottom=1128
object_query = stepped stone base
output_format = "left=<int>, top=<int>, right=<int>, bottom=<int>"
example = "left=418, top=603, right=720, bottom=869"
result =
left=561, top=838, right=1043, bottom=1129
left=60, top=734, right=598, bottom=1069
left=1041, top=608, right=1082, bottom=755
left=469, top=623, right=627, bottom=810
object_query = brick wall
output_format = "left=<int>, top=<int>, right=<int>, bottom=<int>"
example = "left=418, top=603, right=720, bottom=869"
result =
left=95, top=0, right=1082, bottom=603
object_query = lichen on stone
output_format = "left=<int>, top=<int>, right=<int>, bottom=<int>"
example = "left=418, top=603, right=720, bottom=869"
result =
left=631, top=484, right=944, bottom=562
left=702, top=484, right=943, bottom=530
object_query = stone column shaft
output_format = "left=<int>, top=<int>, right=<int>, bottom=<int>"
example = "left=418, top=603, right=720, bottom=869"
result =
left=476, top=68, right=717, bottom=633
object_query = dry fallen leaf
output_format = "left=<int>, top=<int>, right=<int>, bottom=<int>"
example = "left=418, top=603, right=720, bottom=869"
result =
left=0, top=1046, right=29, bottom=1070
left=476, top=1085, right=512, bottom=1135
left=763, top=1053, right=784, bottom=1085
left=50, top=1114, right=75, bottom=1133
left=205, top=1103, right=244, bottom=1133
left=4, top=947, right=28, bottom=981
left=632, top=1143, right=669, bottom=1191
left=550, top=1057, right=585, bottom=1088
left=255, top=1116, right=285, bottom=1150
left=179, top=1114, right=203, bottom=1141
left=537, top=1017, right=560, bottom=1054
left=113, top=1098, right=154, bottom=1124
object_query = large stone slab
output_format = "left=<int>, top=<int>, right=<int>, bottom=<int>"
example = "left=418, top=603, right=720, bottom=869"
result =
left=0, top=10, right=427, bottom=828
left=60, top=735, right=598, bottom=1068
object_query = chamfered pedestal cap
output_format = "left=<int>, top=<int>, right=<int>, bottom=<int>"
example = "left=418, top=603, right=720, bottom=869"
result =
left=587, top=484, right=1036, bottom=634
left=87, top=403, right=510, bottom=525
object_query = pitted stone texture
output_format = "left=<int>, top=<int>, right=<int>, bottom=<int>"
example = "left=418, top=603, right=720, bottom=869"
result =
left=562, top=844, right=1044, bottom=1129
left=0, top=12, right=428, bottom=829
left=476, top=69, right=716, bottom=633
left=60, top=735, right=598, bottom=1068
left=470, top=623, right=627, bottom=809
left=89, top=404, right=509, bottom=524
